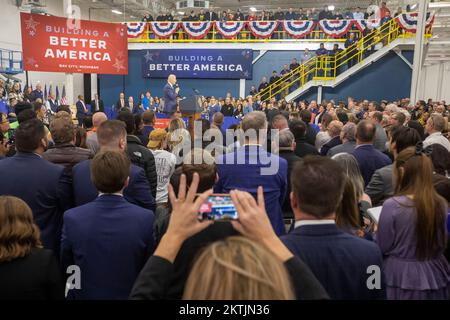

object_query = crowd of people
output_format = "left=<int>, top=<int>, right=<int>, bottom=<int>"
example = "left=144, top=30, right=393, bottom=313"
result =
left=0, top=84, right=449, bottom=300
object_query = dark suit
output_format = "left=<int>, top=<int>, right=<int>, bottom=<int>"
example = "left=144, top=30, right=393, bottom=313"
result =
left=328, top=140, right=356, bottom=157
left=279, top=150, right=302, bottom=219
left=115, top=98, right=126, bottom=112
left=72, top=159, right=156, bottom=212
left=163, top=83, right=178, bottom=115
left=90, top=99, right=104, bottom=113
left=215, top=145, right=288, bottom=235
left=294, top=137, right=320, bottom=158
left=61, top=195, right=155, bottom=299
left=76, top=100, right=88, bottom=125
left=320, top=136, right=342, bottom=156
left=0, top=152, right=72, bottom=252
left=281, top=223, right=386, bottom=300
left=352, top=144, right=392, bottom=186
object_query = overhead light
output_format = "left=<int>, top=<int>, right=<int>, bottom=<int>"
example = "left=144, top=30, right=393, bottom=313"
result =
left=429, top=2, right=450, bottom=8
left=250, top=7, right=257, bottom=12
left=178, top=11, right=185, bottom=15
left=111, top=9, right=123, bottom=15
left=328, top=5, right=335, bottom=11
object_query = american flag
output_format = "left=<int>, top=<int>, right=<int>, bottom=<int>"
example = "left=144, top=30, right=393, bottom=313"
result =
left=60, top=85, right=67, bottom=105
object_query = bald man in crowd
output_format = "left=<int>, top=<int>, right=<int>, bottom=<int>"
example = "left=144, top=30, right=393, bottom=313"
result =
left=86, top=112, right=108, bottom=155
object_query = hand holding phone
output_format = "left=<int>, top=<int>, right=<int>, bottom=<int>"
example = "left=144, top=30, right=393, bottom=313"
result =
left=199, top=194, right=239, bottom=221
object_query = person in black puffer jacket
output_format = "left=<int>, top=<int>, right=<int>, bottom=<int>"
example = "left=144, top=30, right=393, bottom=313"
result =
left=117, top=110, right=157, bottom=198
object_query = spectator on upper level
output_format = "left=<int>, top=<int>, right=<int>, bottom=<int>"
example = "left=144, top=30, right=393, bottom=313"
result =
left=353, top=7, right=365, bottom=20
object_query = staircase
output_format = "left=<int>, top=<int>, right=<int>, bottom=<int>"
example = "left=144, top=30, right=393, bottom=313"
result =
left=258, top=18, right=429, bottom=102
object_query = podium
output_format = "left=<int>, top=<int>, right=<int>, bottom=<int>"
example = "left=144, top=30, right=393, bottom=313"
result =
left=179, top=95, right=203, bottom=136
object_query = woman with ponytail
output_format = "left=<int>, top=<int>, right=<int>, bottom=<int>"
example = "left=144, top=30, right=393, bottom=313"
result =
left=377, top=143, right=450, bottom=299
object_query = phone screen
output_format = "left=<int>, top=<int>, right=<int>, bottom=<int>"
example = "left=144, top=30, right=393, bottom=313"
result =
left=199, top=194, right=238, bottom=221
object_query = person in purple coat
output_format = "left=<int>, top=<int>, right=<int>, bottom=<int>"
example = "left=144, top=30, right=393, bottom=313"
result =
left=376, top=144, right=450, bottom=300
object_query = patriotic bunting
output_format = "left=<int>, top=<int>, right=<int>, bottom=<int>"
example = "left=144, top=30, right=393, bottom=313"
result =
left=282, top=20, right=316, bottom=38
left=318, top=19, right=354, bottom=38
left=150, top=22, right=180, bottom=38
left=247, top=21, right=279, bottom=38
left=353, top=20, right=368, bottom=32
left=395, top=13, right=435, bottom=33
left=215, top=21, right=246, bottom=38
left=182, top=21, right=212, bottom=39
left=123, top=22, right=147, bottom=38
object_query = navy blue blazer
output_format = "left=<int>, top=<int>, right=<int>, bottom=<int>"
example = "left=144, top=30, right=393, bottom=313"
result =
left=61, top=195, right=155, bottom=299
left=281, top=224, right=386, bottom=300
left=352, top=144, right=392, bottom=186
left=72, top=159, right=156, bottom=212
left=76, top=101, right=88, bottom=123
left=215, top=145, right=288, bottom=235
left=163, top=83, right=178, bottom=114
left=320, top=136, right=342, bottom=156
left=0, top=152, right=73, bottom=252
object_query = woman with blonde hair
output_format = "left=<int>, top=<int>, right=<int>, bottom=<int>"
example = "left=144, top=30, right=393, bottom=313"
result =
left=0, top=196, right=63, bottom=299
left=167, top=117, right=190, bottom=154
left=130, top=174, right=328, bottom=300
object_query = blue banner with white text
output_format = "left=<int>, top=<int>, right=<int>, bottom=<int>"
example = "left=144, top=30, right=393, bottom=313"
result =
left=141, top=49, right=253, bottom=80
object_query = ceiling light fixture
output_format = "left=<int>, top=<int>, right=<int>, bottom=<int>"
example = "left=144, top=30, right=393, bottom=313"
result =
left=328, top=5, right=335, bottom=11
left=111, top=9, right=123, bottom=15
left=250, top=7, right=257, bottom=12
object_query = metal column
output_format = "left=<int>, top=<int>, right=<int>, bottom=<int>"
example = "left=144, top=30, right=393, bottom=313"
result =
left=410, top=0, right=429, bottom=103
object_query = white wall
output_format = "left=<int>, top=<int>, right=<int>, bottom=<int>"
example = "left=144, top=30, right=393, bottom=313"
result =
left=0, top=0, right=109, bottom=103
left=418, top=62, right=450, bottom=102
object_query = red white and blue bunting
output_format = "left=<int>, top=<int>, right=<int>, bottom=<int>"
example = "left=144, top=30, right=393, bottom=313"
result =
left=150, top=22, right=180, bottom=38
left=318, top=19, right=354, bottom=38
left=182, top=21, right=212, bottom=39
left=353, top=20, right=368, bottom=32
left=215, top=21, right=246, bottom=38
left=281, top=20, right=316, bottom=38
left=247, top=21, right=279, bottom=38
left=123, top=22, right=147, bottom=38
left=395, top=13, right=435, bottom=33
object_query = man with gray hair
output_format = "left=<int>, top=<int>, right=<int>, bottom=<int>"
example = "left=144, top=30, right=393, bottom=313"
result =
left=424, top=113, right=450, bottom=152
left=216, top=111, right=288, bottom=235
left=328, top=122, right=357, bottom=157
left=320, top=120, right=343, bottom=156
left=86, top=112, right=108, bottom=155
left=274, top=129, right=302, bottom=220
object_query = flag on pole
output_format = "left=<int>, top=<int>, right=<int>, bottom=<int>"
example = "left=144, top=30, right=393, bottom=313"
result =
left=44, top=84, right=47, bottom=101
left=48, top=85, right=53, bottom=99
left=55, top=85, right=60, bottom=102
left=60, top=85, right=67, bottom=105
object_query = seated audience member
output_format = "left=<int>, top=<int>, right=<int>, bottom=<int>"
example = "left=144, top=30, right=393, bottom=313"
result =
left=72, top=120, right=155, bottom=211
left=332, top=153, right=374, bottom=239
left=369, top=111, right=388, bottom=152
left=86, top=112, right=107, bottom=155
left=352, top=120, right=392, bottom=186
left=148, top=129, right=177, bottom=206
left=142, top=110, right=156, bottom=141
left=300, top=109, right=318, bottom=145
left=117, top=110, right=157, bottom=198
left=281, top=156, right=385, bottom=299
left=424, top=114, right=450, bottom=152
left=130, top=173, right=328, bottom=300
left=328, top=122, right=357, bottom=156
left=315, top=113, right=333, bottom=152
left=43, top=112, right=93, bottom=169
left=215, top=111, right=288, bottom=235
left=320, top=120, right=343, bottom=156
left=0, top=119, right=72, bottom=253
left=430, top=143, right=450, bottom=177
left=0, top=196, right=64, bottom=300
left=366, top=126, right=422, bottom=206
left=377, top=145, right=450, bottom=300
left=273, top=130, right=302, bottom=219
left=289, top=119, right=319, bottom=158
left=61, top=150, right=155, bottom=300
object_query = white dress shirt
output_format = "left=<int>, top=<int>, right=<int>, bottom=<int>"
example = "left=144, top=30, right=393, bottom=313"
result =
left=294, top=219, right=336, bottom=229
left=423, top=132, right=450, bottom=152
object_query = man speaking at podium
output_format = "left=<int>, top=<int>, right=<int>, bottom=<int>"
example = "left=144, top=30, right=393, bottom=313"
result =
left=163, top=74, right=179, bottom=117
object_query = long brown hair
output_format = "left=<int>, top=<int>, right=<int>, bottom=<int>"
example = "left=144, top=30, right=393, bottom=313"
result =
left=394, top=147, right=447, bottom=260
left=0, top=196, right=42, bottom=262
left=183, top=236, right=294, bottom=300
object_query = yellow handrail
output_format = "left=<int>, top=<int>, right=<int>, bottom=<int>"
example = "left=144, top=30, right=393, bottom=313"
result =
left=259, top=18, right=431, bottom=101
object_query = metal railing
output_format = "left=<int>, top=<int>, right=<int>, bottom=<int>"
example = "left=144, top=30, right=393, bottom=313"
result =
left=257, top=19, right=432, bottom=101
left=128, top=20, right=363, bottom=43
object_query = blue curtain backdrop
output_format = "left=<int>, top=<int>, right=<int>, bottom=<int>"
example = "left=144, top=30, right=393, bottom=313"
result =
left=99, top=50, right=414, bottom=109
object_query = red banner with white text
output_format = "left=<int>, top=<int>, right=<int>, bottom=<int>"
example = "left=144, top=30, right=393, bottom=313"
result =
left=20, top=13, right=128, bottom=75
